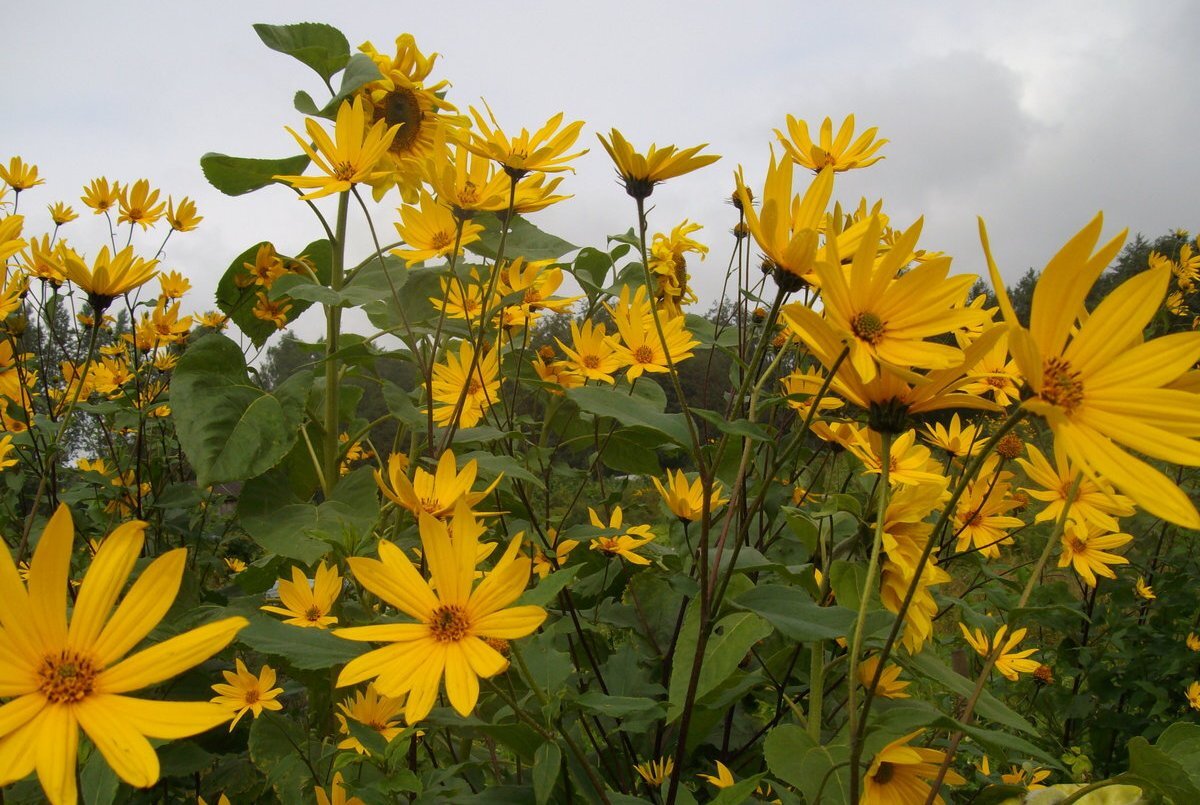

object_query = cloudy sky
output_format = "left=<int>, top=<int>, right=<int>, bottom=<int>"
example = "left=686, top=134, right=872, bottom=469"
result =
left=6, top=1, right=1198, bottom=337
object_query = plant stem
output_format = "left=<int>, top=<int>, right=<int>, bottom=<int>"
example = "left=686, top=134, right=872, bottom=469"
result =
left=322, top=192, right=350, bottom=494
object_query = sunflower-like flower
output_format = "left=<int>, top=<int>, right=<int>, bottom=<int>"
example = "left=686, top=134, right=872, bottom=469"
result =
left=607, top=284, right=698, bottom=381
left=117, top=179, right=166, bottom=229
left=335, top=500, right=546, bottom=724
left=157, top=270, right=191, bottom=300
left=862, top=731, right=964, bottom=805
left=81, top=178, right=120, bottom=214
left=857, top=655, right=910, bottom=699
left=495, top=258, right=581, bottom=327
left=429, top=341, right=500, bottom=429
left=275, top=97, right=399, bottom=200
left=47, top=202, right=77, bottom=225
left=1187, top=682, right=1200, bottom=712
left=776, top=114, right=887, bottom=173
left=1135, top=576, right=1155, bottom=600
left=921, top=413, right=984, bottom=458
left=252, top=292, right=291, bottom=329
left=0, top=213, right=27, bottom=263
left=735, top=156, right=833, bottom=287
left=336, top=684, right=405, bottom=754
left=59, top=245, right=159, bottom=312
left=18, top=234, right=65, bottom=286
left=424, top=132, right=512, bottom=218
left=210, top=659, right=284, bottom=729
left=261, top=562, right=342, bottom=628
left=843, top=426, right=946, bottom=488
left=597, top=129, right=719, bottom=199
left=316, top=772, right=365, bottom=805
left=0, top=156, right=44, bottom=192
left=633, top=756, right=675, bottom=788
left=651, top=469, right=728, bottom=523
left=1187, top=633, right=1200, bottom=652
left=464, top=103, right=586, bottom=179
left=953, top=455, right=1023, bottom=558
left=959, top=622, right=1040, bottom=681
left=166, top=196, right=202, bottom=232
left=392, top=190, right=484, bottom=266
left=0, top=505, right=247, bottom=804
left=1057, top=521, right=1132, bottom=587
left=0, top=433, right=17, bottom=471
left=531, top=533, right=580, bottom=579
left=1015, top=442, right=1134, bottom=532
left=588, top=506, right=655, bottom=565
left=556, top=319, right=625, bottom=384
left=982, top=212, right=1200, bottom=527
left=375, top=449, right=499, bottom=519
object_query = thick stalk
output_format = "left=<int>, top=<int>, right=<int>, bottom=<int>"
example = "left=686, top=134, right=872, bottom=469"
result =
left=322, top=192, right=350, bottom=494
left=847, top=431, right=893, bottom=803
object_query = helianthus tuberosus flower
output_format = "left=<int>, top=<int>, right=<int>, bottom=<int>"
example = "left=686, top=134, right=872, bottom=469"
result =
left=651, top=469, right=728, bottom=523
left=81, top=178, right=120, bottom=214
left=776, top=114, right=887, bottom=173
left=862, top=730, right=964, bottom=805
left=857, top=655, right=910, bottom=699
left=1001, top=764, right=1051, bottom=790
left=252, top=292, right=291, bottom=329
left=959, top=623, right=1040, bottom=681
left=316, top=772, right=365, bottom=805
left=1016, top=442, right=1134, bottom=532
left=1187, top=682, right=1200, bottom=712
left=597, top=129, right=719, bottom=199
left=607, top=283, right=698, bottom=380
left=375, top=449, right=499, bottom=519
left=1057, top=522, right=1132, bottom=587
left=166, top=196, right=202, bottom=232
left=532, top=534, right=580, bottom=579
left=981, top=212, right=1200, bottom=527
left=464, top=102, right=587, bottom=178
left=0, top=433, right=17, bottom=471
left=634, top=756, right=675, bottom=788
left=588, top=506, right=655, bottom=565
left=1134, top=576, right=1155, bottom=600
left=59, top=245, right=159, bottom=311
left=429, top=341, right=500, bottom=429
left=735, top=157, right=833, bottom=286
left=210, top=659, right=284, bottom=729
left=261, top=562, right=342, bottom=628
left=0, top=505, right=247, bottom=805
left=922, top=413, right=984, bottom=457
left=47, top=202, right=77, bottom=225
left=392, top=190, right=483, bottom=266
left=117, top=179, right=166, bottom=229
left=275, top=97, right=400, bottom=200
left=335, top=501, right=547, bottom=724
left=556, top=319, right=625, bottom=384
left=0, top=157, right=44, bottom=191
left=157, top=270, right=191, bottom=300
left=336, top=684, right=405, bottom=754
left=1188, top=633, right=1200, bottom=652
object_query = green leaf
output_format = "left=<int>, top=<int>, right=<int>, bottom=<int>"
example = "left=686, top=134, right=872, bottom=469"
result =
left=216, top=239, right=333, bottom=347
left=734, top=584, right=887, bottom=642
left=248, top=712, right=313, bottom=801
left=382, top=379, right=425, bottom=428
left=576, top=692, right=667, bottom=719
left=319, top=53, right=383, bottom=115
left=902, top=652, right=1038, bottom=736
left=172, top=335, right=310, bottom=487
left=830, top=559, right=870, bottom=612
left=468, top=214, right=578, bottom=261
left=252, top=22, right=350, bottom=80
left=239, top=615, right=362, bottom=670
left=710, top=777, right=767, bottom=805
left=344, top=718, right=389, bottom=758
left=517, top=565, right=581, bottom=608
left=567, top=386, right=691, bottom=447
left=459, top=451, right=545, bottom=488
left=81, top=747, right=119, bottom=805
left=765, top=726, right=850, bottom=805
left=569, top=246, right=613, bottom=292
left=692, top=408, right=771, bottom=442
left=533, top=742, right=561, bottom=805
left=200, top=152, right=310, bottom=197
left=1122, top=721, right=1200, bottom=800
left=667, top=609, right=770, bottom=722
left=599, top=427, right=664, bottom=475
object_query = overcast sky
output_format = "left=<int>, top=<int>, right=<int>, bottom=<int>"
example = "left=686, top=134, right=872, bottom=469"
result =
left=6, top=1, right=1198, bottom=338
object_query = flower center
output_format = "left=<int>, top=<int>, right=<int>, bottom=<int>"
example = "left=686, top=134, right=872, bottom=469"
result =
left=633, top=345, right=656, bottom=364
left=1041, top=357, right=1084, bottom=414
left=243, top=689, right=260, bottom=705
left=871, top=761, right=896, bottom=784
left=1065, top=533, right=1087, bottom=554
left=459, top=181, right=479, bottom=206
left=429, top=604, right=470, bottom=642
left=38, top=650, right=99, bottom=703
left=851, top=311, right=886, bottom=345
left=582, top=354, right=601, bottom=369
left=305, top=605, right=325, bottom=623
left=466, top=378, right=482, bottom=396
left=333, top=161, right=357, bottom=181
left=430, top=230, right=453, bottom=250
left=381, top=88, right=423, bottom=154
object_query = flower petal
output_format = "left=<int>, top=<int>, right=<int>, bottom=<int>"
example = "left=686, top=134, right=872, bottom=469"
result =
left=403, top=644, right=446, bottom=724
left=443, top=644, right=479, bottom=717
left=97, top=617, right=247, bottom=694
left=28, top=505, right=75, bottom=652
left=472, top=606, right=547, bottom=640
left=90, top=549, right=187, bottom=666
left=468, top=537, right=531, bottom=618
left=0, top=717, right=39, bottom=787
left=67, top=523, right=148, bottom=653
left=74, top=695, right=158, bottom=788
left=35, top=703, right=77, bottom=805
left=92, top=695, right=230, bottom=739
left=0, top=694, right=46, bottom=741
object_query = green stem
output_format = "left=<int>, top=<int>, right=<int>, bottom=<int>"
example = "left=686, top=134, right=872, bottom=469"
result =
left=322, top=192, right=350, bottom=494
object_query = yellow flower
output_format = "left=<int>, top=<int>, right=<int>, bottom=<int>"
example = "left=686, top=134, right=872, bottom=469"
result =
left=224, top=557, right=246, bottom=574
left=430, top=341, right=500, bottom=429
left=0, top=156, right=44, bottom=191
left=735, top=155, right=836, bottom=289
left=953, top=456, right=1023, bottom=558
left=60, top=246, right=159, bottom=309
left=261, top=562, right=342, bottom=628
left=275, top=97, right=399, bottom=200
left=496, top=258, right=581, bottom=327
left=431, top=271, right=488, bottom=322
left=532, top=535, right=580, bottom=579
left=922, top=414, right=984, bottom=457
left=697, top=760, right=736, bottom=788
left=0, top=213, right=28, bottom=264
left=1057, top=521, right=1132, bottom=587
left=0, top=505, right=247, bottom=804
left=597, top=129, right=719, bottom=199
left=532, top=356, right=585, bottom=395
left=47, top=202, right=77, bottom=225
left=242, top=243, right=286, bottom=289
left=146, top=299, right=192, bottom=344
left=464, top=102, right=587, bottom=178
left=166, top=196, right=202, bottom=232
left=157, top=270, right=191, bottom=300
left=844, top=427, right=946, bottom=488
left=199, top=311, right=228, bottom=330
left=18, top=234, right=64, bottom=286
left=117, top=179, right=166, bottom=229
left=1001, top=764, right=1051, bottom=790
left=336, top=501, right=547, bottom=724
left=857, top=655, right=910, bottom=699
left=392, top=189, right=483, bottom=266
left=198, top=795, right=231, bottom=805
left=648, top=220, right=706, bottom=317
left=982, top=212, right=1200, bottom=527
left=608, top=284, right=698, bottom=380
left=315, top=772, right=365, bottom=805
left=959, top=328, right=1023, bottom=407
left=862, top=730, right=965, bottom=805
left=775, top=114, right=887, bottom=173
left=1187, top=681, right=1200, bottom=712
left=780, top=369, right=844, bottom=419
left=1187, top=632, right=1200, bottom=652
left=634, top=756, right=675, bottom=787
left=588, top=506, right=655, bottom=565
left=651, top=469, right=728, bottom=523
left=375, top=449, right=499, bottom=519
left=1015, top=443, right=1134, bottom=532
left=424, top=132, right=512, bottom=217
left=0, top=433, right=17, bottom=471
left=252, top=292, right=291, bottom=329
left=1135, top=576, right=1155, bottom=601
left=556, top=319, right=625, bottom=384
left=81, top=178, right=120, bottom=214
left=959, top=623, right=1040, bottom=681
left=210, top=659, right=283, bottom=729
left=336, top=684, right=405, bottom=754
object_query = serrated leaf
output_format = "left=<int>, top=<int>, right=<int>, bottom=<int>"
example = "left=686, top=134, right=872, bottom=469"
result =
left=468, top=213, right=578, bottom=261
left=253, top=22, right=350, bottom=80
left=172, top=335, right=310, bottom=487
left=200, top=152, right=310, bottom=197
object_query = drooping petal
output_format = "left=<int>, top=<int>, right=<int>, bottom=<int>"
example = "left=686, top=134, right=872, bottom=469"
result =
left=67, top=525, right=150, bottom=653
left=34, top=703, right=77, bottom=805
left=96, top=617, right=247, bottom=694
left=0, top=717, right=39, bottom=787
left=74, top=696, right=158, bottom=788
left=90, top=549, right=186, bottom=665
left=442, top=644, right=480, bottom=716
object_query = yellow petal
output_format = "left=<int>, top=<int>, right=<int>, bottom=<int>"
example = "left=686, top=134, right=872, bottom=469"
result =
left=0, top=717, right=38, bottom=787
left=74, top=696, right=158, bottom=788
left=1067, top=265, right=1169, bottom=376
left=460, top=636, right=508, bottom=678
left=403, top=644, right=446, bottom=724
left=468, top=537, right=530, bottom=618
left=0, top=693, right=46, bottom=741
left=443, top=643, right=480, bottom=717
left=472, top=606, right=547, bottom=639
left=28, top=505, right=75, bottom=652
left=66, top=522, right=147, bottom=653
left=97, top=617, right=247, bottom=694
left=334, top=623, right=428, bottom=643
left=35, top=704, right=77, bottom=805
left=421, top=511, right=469, bottom=607
left=90, top=549, right=186, bottom=665
left=0, top=637, right=37, bottom=697
left=94, top=695, right=230, bottom=739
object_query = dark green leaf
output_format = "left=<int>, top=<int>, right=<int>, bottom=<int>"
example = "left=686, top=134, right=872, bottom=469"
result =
left=252, top=22, right=350, bottom=80
left=81, top=748, right=119, bottom=805
left=567, top=386, right=691, bottom=447
left=734, top=584, right=887, bottom=642
left=533, top=743, right=561, bottom=805
left=468, top=214, right=578, bottom=261
left=576, top=692, right=666, bottom=718
left=1122, top=721, right=1200, bottom=800
left=239, top=615, right=362, bottom=670
left=902, top=652, right=1038, bottom=736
